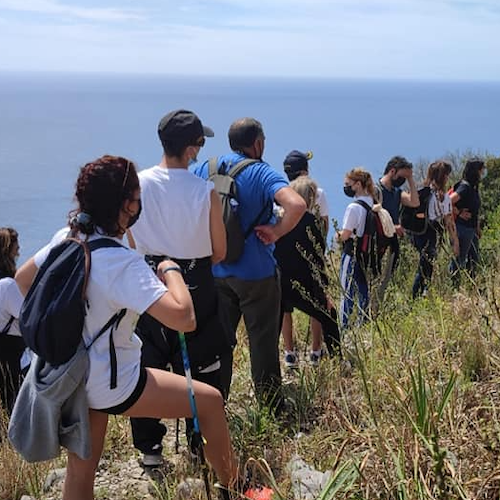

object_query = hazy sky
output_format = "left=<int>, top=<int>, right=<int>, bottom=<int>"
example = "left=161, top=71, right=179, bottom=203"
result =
left=0, top=0, right=498, bottom=81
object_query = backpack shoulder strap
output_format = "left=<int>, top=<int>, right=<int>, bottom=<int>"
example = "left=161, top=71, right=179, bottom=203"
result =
left=1, top=316, right=14, bottom=335
left=227, top=159, right=258, bottom=179
left=354, top=199, right=371, bottom=212
left=208, top=157, right=219, bottom=178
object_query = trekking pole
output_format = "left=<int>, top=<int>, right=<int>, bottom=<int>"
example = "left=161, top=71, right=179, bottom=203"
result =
left=178, top=332, right=212, bottom=500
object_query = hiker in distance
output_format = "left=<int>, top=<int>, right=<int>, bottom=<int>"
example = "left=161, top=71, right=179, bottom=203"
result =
left=338, top=168, right=377, bottom=329
left=194, top=117, right=306, bottom=411
left=12, top=156, right=238, bottom=500
left=411, top=160, right=459, bottom=298
left=128, top=109, right=231, bottom=467
left=0, top=227, right=28, bottom=414
left=449, top=158, right=486, bottom=286
left=273, top=176, right=341, bottom=368
left=281, top=149, right=331, bottom=367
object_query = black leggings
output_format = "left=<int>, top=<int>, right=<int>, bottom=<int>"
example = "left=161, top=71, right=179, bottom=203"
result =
left=0, top=335, right=25, bottom=415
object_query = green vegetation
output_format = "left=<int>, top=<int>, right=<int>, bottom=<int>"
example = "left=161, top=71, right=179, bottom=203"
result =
left=2, top=152, right=500, bottom=500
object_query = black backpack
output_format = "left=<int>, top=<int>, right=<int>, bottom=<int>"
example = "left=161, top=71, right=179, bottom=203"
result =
left=208, top=157, right=271, bottom=263
left=355, top=200, right=391, bottom=276
left=400, top=186, right=432, bottom=235
left=20, top=237, right=126, bottom=387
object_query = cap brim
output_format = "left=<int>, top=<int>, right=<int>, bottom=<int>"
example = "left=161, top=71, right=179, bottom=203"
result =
left=202, top=125, right=214, bottom=138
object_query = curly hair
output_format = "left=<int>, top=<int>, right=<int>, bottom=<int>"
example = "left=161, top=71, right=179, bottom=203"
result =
left=69, top=155, right=139, bottom=237
left=0, top=227, right=19, bottom=278
left=346, top=167, right=377, bottom=199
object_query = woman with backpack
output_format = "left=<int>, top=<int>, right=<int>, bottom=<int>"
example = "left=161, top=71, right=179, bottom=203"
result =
left=411, top=160, right=459, bottom=298
left=0, top=227, right=26, bottom=414
left=13, top=156, right=238, bottom=500
left=449, top=159, right=485, bottom=285
left=338, top=167, right=377, bottom=330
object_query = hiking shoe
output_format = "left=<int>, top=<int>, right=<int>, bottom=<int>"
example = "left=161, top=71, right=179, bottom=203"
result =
left=309, top=350, right=324, bottom=367
left=141, top=453, right=164, bottom=467
left=284, top=351, right=299, bottom=368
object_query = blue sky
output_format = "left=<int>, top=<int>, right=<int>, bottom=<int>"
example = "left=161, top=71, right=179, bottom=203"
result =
left=0, top=0, right=498, bottom=80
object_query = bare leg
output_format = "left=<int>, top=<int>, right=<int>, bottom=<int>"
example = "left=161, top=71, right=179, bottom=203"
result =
left=310, top=317, right=323, bottom=352
left=281, top=312, right=294, bottom=352
left=124, top=368, right=238, bottom=486
left=62, top=410, right=108, bottom=500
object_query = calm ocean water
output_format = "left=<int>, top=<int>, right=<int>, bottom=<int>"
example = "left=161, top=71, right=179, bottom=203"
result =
left=1, top=72, right=499, bottom=263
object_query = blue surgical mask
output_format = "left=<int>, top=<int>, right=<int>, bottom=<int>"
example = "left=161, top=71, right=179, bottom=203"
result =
left=188, top=157, right=198, bottom=167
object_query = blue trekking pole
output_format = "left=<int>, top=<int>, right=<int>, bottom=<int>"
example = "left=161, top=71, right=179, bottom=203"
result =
left=178, top=332, right=212, bottom=500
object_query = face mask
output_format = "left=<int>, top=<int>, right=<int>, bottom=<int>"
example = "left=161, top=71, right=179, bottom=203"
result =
left=392, top=176, right=406, bottom=188
left=127, top=199, right=142, bottom=228
left=481, top=168, right=487, bottom=180
left=344, top=185, right=356, bottom=198
left=188, top=156, right=198, bottom=167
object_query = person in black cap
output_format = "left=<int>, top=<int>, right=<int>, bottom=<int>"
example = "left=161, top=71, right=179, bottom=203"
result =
left=283, top=150, right=329, bottom=235
left=193, top=117, right=306, bottom=412
left=128, top=109, right=231, bottom=467
left=282, top=150, right=331, bottom=366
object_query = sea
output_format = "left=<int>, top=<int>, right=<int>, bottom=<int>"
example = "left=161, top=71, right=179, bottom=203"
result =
left=1, top=72, right=499, bottom=264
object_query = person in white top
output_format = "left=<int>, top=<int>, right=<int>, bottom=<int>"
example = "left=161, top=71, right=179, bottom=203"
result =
left=337, top=168, right=377, bottom=329
left=14, top=155, right=237, bottom=500
left=0, top=227, right=26, bottom=414
left=411, top=160, right=459, bottom=298
left=128, top=109, right=229, bottom=467
left=282, top=150, right=331, bottom=365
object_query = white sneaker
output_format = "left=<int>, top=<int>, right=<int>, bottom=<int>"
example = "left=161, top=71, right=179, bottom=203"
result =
left=284, top=352, right=299, bottom=368
left=142, top=453, right=164, bottom=467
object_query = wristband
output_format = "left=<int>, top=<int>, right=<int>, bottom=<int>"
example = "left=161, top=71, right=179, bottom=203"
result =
left=161, top=266, right=182, bottom=275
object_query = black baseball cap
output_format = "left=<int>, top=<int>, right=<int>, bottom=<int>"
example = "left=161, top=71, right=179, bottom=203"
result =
left=283, top=150, right=313, bottom=175
left=158, top=109, right=214, bottom=149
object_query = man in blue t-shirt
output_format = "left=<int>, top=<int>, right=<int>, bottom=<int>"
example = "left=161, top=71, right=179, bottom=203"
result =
left=193, top=117, right=306, bottom=410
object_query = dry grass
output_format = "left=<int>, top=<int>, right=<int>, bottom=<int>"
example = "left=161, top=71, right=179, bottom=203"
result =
left=2, top=243, right=500, bottom=499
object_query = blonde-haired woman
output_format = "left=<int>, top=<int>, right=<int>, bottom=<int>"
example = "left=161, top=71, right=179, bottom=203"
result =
left=338, top=168, right=377, bottom=329
left=274, top=176, right=340, bottom=367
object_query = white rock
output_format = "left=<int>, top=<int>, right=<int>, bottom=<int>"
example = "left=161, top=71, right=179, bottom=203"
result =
left=287, top=455, right=332, bottom=500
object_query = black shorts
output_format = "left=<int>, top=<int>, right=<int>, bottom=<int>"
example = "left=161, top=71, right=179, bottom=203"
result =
left=96, top=367, right=148, bottom=415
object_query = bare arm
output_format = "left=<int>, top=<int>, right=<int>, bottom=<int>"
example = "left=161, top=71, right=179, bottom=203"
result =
left=254, top=186, right=306, bottom=245
left=339, top=229, right=353, bottom=242
left=209, top=189, right=227, bottom=264
left=444, top=214, right=459, bottom=256
left=146, top=260, right=196, bottom=332
left=15, top=257, right=39, bottom=296
left=400, top=171, right=419, bottom=208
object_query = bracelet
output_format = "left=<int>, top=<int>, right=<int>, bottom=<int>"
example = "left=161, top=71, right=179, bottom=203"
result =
left=161, top=266, right=182, bottom=275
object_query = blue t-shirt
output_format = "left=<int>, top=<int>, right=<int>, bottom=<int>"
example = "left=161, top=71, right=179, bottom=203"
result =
left=193, top=153, right=289, bottom=280
left=379, top=181, right=402, bottom=224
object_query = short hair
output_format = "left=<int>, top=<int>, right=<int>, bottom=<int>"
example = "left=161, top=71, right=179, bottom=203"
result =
left=384, top=156, right=413, bottom=175
left=290, top=176, right=318, bottom=211
left=228, top=118, right=264, bottom=151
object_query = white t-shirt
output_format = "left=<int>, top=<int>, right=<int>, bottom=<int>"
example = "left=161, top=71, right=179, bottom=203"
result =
left=131, top=166, right=214, bottom=258
left=341, top=195, right=374, bottom=239
left=34, top=228, right=166, bottom=409
left=428, top=191, right=452, bottom=221
left=0, top=277, right=23, bottom=337
left=316, top=187, right=329, bottom=218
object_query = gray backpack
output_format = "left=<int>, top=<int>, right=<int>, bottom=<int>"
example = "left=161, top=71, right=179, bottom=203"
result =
left=208, top=157, right=270, bottom=264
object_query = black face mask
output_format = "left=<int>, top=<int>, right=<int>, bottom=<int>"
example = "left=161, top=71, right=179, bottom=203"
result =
left=344, top=185, right=356, bottom=198
left=392, top=176, right=406, bottom=188
left=127, top=199, right=142, bottom=228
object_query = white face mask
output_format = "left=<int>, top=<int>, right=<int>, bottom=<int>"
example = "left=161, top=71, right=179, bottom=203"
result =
left=188, top=157, right=198, bottom=166
left=481, top=168, right=487, bottom=180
